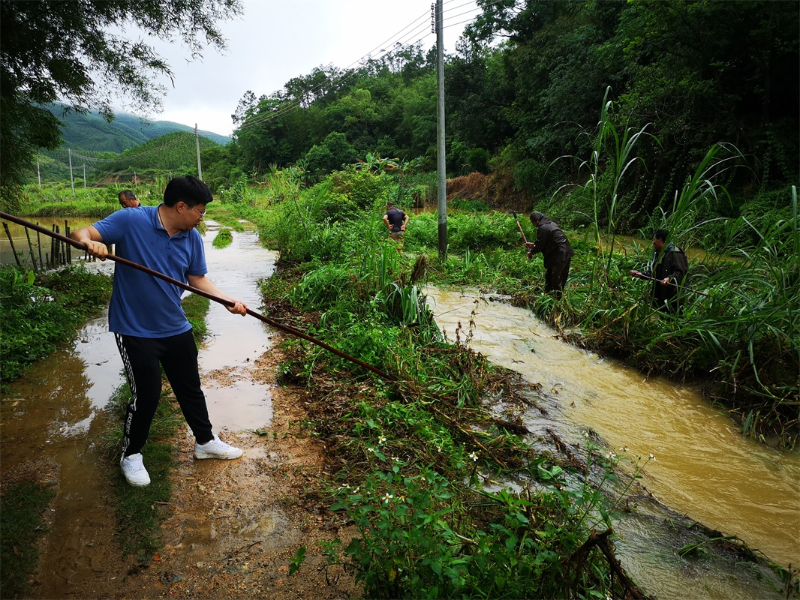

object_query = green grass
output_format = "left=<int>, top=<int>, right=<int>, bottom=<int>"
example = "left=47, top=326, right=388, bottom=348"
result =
left=17, top=182, right=164, bottom=217
left=212, top=228, right=233, bottom=249
left=240, top=168, right=652, bottom=598
left=205, top=203, right=245, bottom=231
left=182, top=292, right=211, bottom=342
left=0, top=480, right=57, bottom=598
left=0, top=265, right=112, bottom=388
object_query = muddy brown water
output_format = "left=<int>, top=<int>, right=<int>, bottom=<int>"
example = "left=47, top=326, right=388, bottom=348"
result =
left=0, top=220, right=278, bottom=593
left=427, top=287, right=799, bottom=598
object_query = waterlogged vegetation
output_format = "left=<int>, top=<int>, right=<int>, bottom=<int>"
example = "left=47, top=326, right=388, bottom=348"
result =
left=212, top=227, right=233, bottom=249
left=19, top=179, right=169, bottom=217
left=0, top=265, right=112, bottom=388
left=0, top=478, right=58, bottom=598
left=206, top=154, right=796, bottom=595
left=0, top=160, right=795, bottom=596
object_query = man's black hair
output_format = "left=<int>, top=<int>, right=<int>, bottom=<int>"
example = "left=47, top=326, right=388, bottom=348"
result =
left=119, top=190, right=136, bottom=201
left=163, top=176, right=213, bottom=207
left=530, top=211, right=544, bottom=222
left=654, top=229, right=669, bottom=242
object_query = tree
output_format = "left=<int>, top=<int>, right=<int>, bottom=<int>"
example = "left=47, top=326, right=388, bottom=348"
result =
left=0, top=0, right=242, bottom=209
left=304, top=132, right=358, bottom=178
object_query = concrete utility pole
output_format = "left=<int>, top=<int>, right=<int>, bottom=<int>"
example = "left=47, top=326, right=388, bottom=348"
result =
left=195, top=124, right=203, bottom=180
left=83, top=164, right=86, bottom=187
left=37, top=158, right=41, bottom=188
left=68, top=148, right=75, bottom=195
left=435, top=0, right=447, bottom=259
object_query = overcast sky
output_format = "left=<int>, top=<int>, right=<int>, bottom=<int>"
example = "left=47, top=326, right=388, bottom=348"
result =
left=117, top=0, right=480, bottom=137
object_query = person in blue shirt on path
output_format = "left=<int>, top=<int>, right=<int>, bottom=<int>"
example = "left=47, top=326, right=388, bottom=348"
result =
left=72, top=176, right=248, bottom=487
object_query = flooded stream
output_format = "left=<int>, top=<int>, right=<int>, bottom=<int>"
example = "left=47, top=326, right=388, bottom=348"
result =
left=0, top=219, right=277, bottom=594
left=427, top=287, right=799, bottom=597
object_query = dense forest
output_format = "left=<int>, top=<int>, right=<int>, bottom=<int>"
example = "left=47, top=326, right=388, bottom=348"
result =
left=198, top=0, right=797, bottom=235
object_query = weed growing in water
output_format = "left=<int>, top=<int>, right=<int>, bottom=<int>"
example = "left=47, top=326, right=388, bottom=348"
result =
left=211, top=227, right=233, bottom=249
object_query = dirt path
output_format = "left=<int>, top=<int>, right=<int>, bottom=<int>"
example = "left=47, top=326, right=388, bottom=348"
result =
left=31, top=340, right=359, bottom=600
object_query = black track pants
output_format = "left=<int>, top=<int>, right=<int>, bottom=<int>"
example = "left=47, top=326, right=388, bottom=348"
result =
left=116, top=330, right=214, bottom=457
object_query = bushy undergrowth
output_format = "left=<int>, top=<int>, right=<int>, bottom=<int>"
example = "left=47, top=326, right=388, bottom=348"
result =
left=0, top=265, right=112, bottom=386
left=246, top=169, right=649, bottom=598
left=229, top=153, right=797, bottom=449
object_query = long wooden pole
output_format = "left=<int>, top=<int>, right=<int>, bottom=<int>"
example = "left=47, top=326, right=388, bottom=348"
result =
left=632, top=273, right=711, bottom=297
left=0, top=211, right=392, bottom=381
left=511, top=211, right=528, bottom=245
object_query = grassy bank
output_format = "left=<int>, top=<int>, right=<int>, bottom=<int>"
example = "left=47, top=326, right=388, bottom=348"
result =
left=0, top=265, right=112, bottom=389
left=232, top=168, right=658, bottom=598
left=222, top=160, right=796, bottom=593
left=235, top=162, right=798, bottom=447
left=19, top=182, right=168, bottom=218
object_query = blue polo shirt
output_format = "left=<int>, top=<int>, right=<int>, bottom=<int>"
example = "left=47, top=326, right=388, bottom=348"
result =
left=93, top=205, right=207, bottom=338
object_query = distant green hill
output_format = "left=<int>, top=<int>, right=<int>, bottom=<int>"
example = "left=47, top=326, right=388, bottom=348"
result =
left=45, top=103, right=231, bottom=152
left=36, top=131, right=220, bottom=183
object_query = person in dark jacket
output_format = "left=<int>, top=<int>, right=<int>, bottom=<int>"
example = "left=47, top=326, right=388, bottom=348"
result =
left=629, top=228, right=689, bottom=313
left=525, top=212, right=575, bottom=297
left=383, top=202, right=409, bottom=250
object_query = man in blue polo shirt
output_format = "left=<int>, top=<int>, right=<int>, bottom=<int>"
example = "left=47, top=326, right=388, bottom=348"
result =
left=72, top=176, right=248, bottom=487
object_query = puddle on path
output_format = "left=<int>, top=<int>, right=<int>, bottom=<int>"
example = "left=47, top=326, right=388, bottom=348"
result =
left=196, top=221, right=278, bottom=431
left=426, top=287, right=799, bottom=596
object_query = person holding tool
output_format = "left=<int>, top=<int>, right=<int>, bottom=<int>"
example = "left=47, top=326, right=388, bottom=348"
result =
left=629, top=228, right=689, bottom=313
left=525, top=211, right=574, bottom=297
left=71, top=176, right=247, bottom=487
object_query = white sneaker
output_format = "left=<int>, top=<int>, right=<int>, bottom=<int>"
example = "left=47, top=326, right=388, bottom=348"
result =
left=194, top=435, right=243, bottom=460
left=120, top=453, right=151, bottom=487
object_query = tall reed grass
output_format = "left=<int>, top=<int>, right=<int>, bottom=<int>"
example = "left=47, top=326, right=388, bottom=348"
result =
left=523, top=91, right=799, bottom=446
